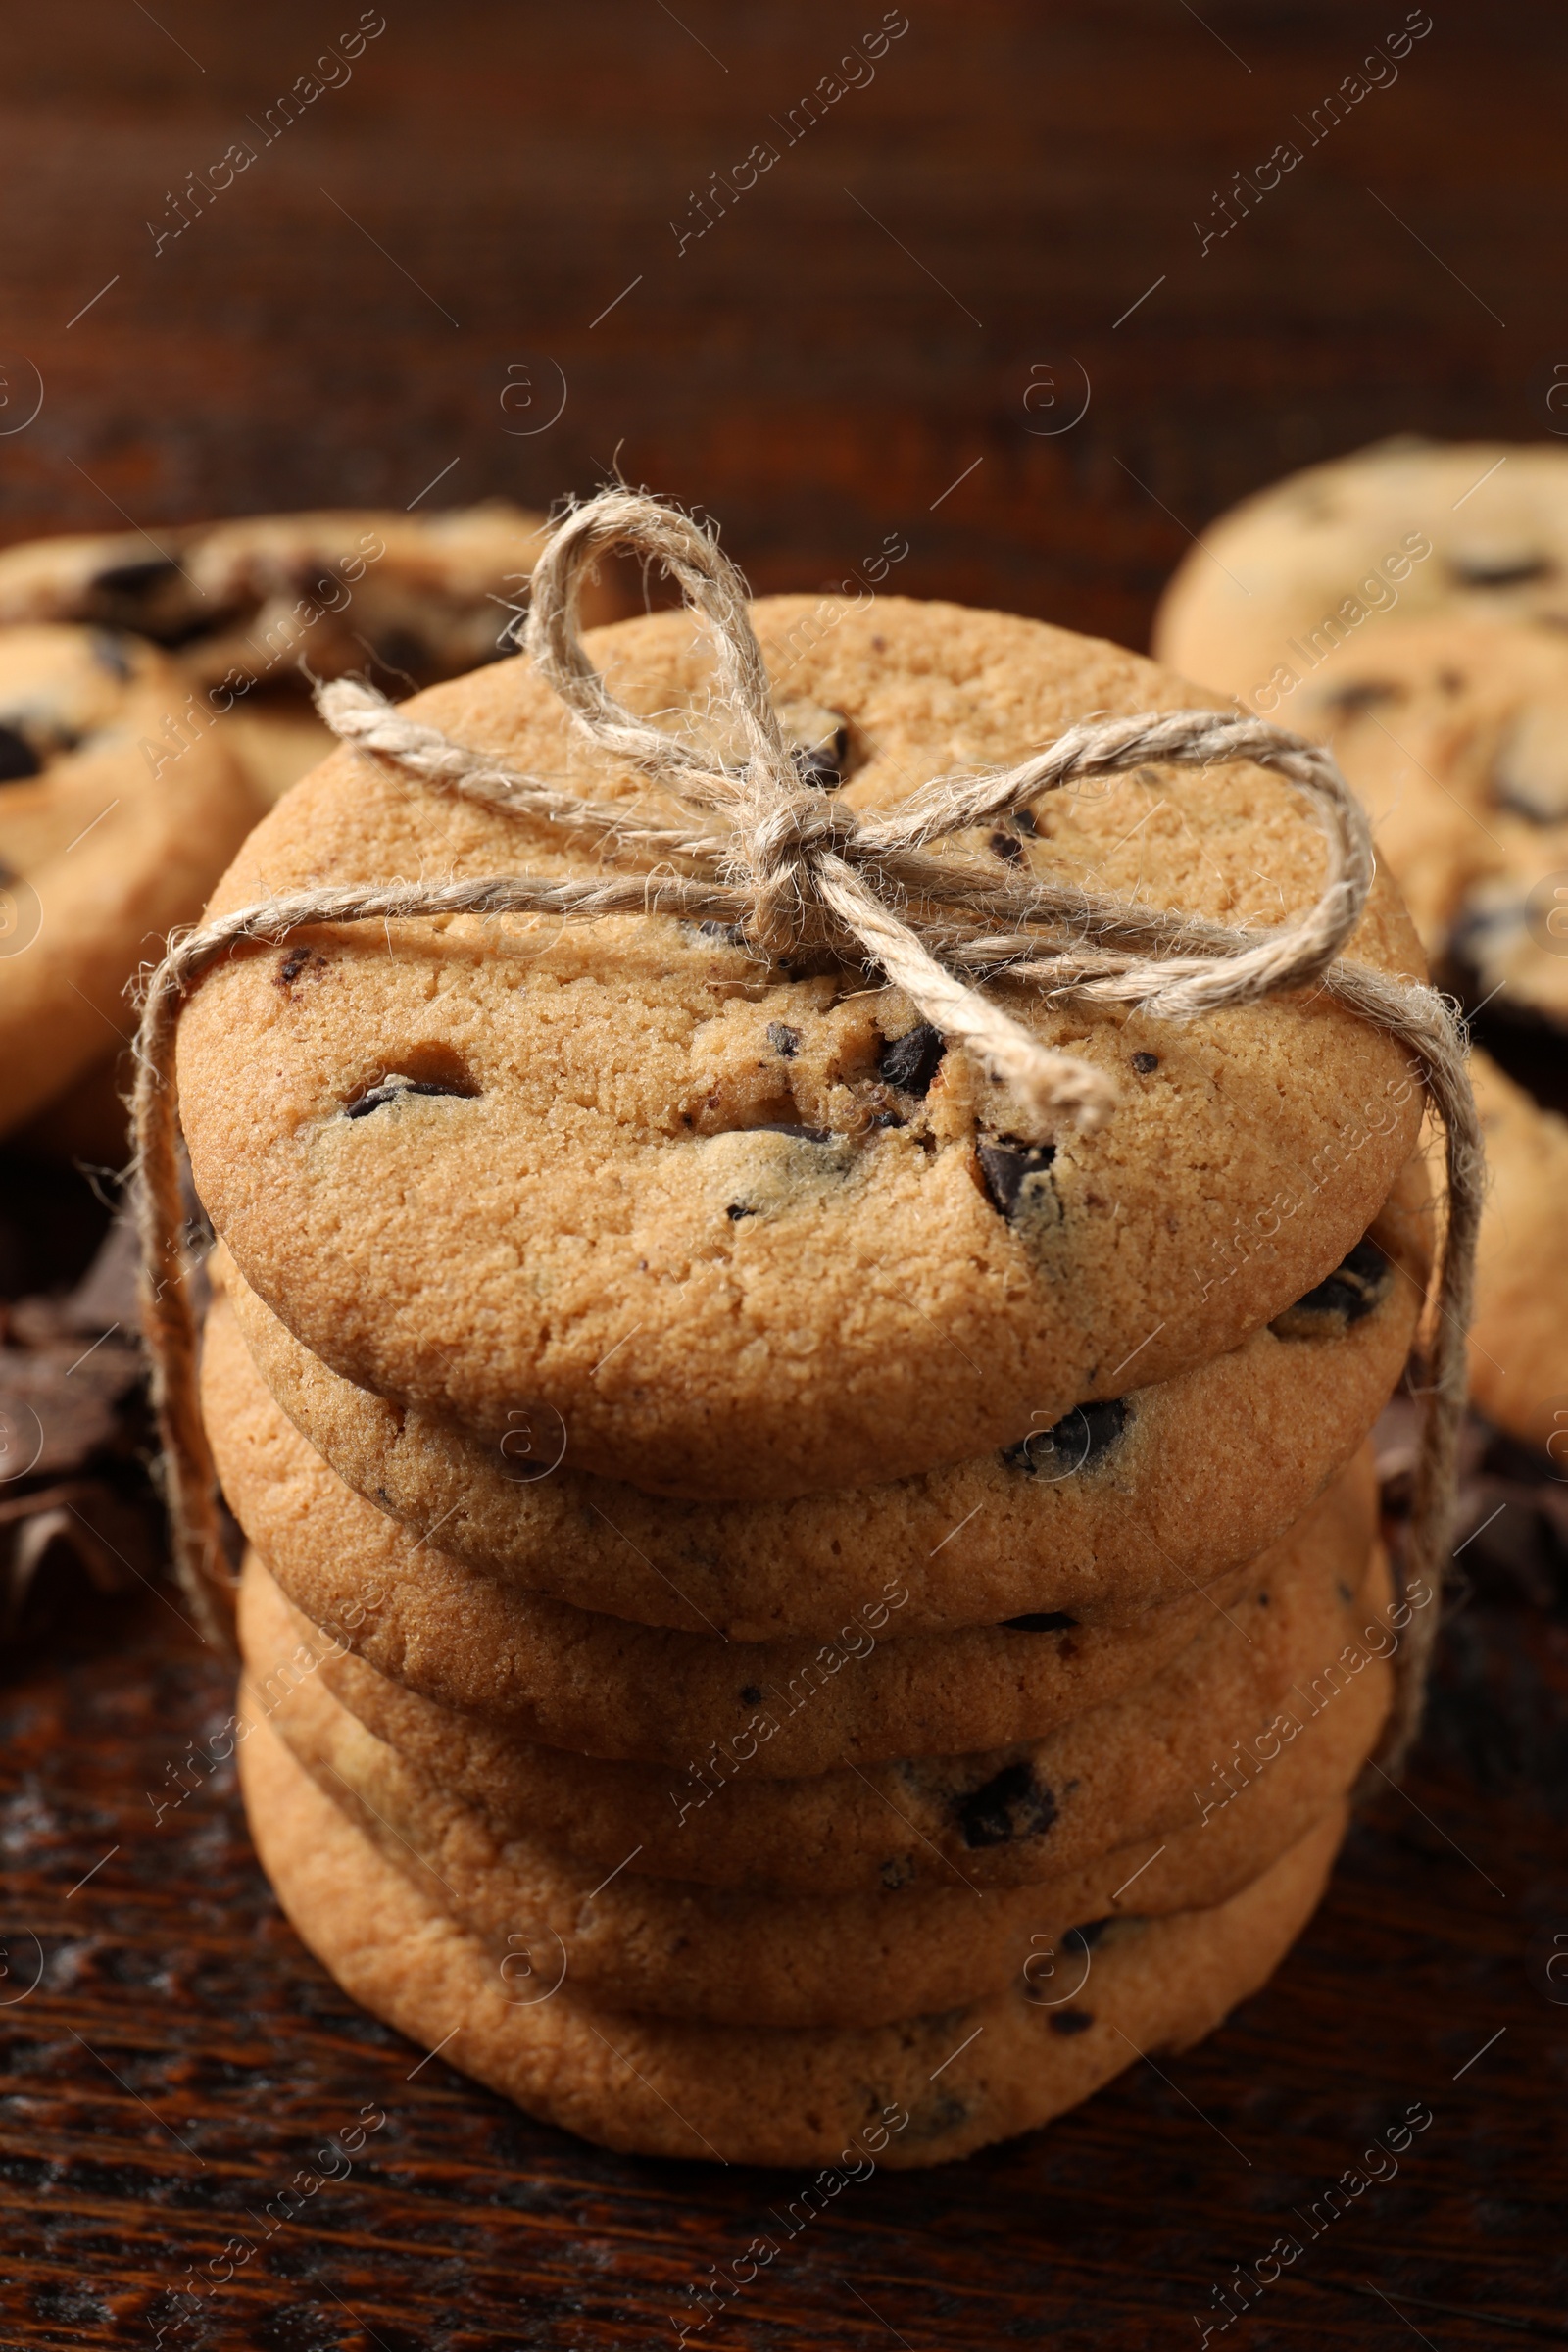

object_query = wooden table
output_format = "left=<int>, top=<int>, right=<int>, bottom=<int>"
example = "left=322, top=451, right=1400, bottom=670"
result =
left=4, top=3, right=1568, bottom=2342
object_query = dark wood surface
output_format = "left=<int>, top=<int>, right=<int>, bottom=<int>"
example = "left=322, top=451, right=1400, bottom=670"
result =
left=3, top=1, right=1566, bottom=654
left=5, top=5, right=1568, bottom=2344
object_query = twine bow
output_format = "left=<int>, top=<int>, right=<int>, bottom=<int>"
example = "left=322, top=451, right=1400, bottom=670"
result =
left=133, top=488, right=1482, bottom=1773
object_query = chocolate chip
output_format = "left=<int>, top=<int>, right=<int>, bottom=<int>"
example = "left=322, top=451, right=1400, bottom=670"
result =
left=345, top=1076, right=479, bottom=1119
left=1013, top=807, right=1038, bottom=837
left=1001, top=1610, right=1077, bottom=1632
left=739, top=1683, right=762, bottom=1706
left=0, top=726, right=40, bottom=782
left=1047, top=2008, right=1094, bottom=2036
left=977, top=1136, right=1056, bottom=1218
left=90, top=631, right=135, bottom=681
left=955, top=1761, right=1057, bottom=1849
left=1272, top=1236, right=1391, bottom=1333
left=1130, top=1051, right=1159, bottom=1073
left=878, top=1023, right=945, bottom=1097
left=1002, top=1397, right=1129, bottom=1480
left=1448, top=554, right=1556, bottom=590
left=872, top=1109, right=906, bottom=1129
left=766, top=1022, right=801, bottom=1058
left=791, top=734, right=848, bottom=791
left=726, top=1202, right=754, bottom=1220
left=90, top=556, right=180, bottom=599
left=988, top=829, right=1023, bottom=864
left=273, top=947, right=327, bottom=994
left=1323, top=678, right=1400, bottom=717
left=697, top=919, right=750, bottom=950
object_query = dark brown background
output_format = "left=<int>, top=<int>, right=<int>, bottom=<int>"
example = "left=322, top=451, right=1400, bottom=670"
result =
left=4, top=4, right=1568, bottom=2347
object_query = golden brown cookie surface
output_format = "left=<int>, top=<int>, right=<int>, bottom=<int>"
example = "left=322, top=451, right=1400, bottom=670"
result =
left=242, top=1545, right=1388, bottom=2026
left=215, top=1154, right=1426, bottom=1639
left=240, top=1709, right=1345, bottom=2169
left=179, top=596, right=1426, bottom=1497
left=208, top=1284, right=1375, bottom=1773
left=0, top=624, right=257, bottom=1136
left=238, top=1451, right=1393, bottom=1892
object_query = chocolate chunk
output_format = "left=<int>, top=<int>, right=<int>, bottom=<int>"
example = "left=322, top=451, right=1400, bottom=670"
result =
left=766, top=1022, right=801, bottom=1058
left=90, top=631, right=135, bottom=681
left=274, top=946, right=325, bottom=992
left=91, top=556, right=180, bottom=599
left=1272, top=1236, right=1391, bottom=1333
left=1071, top=1916, right=1115, bottom=1948
left=955, top=1761, right=1057, bottom=1849
left=345, top=1076, right=478, bottom=1119
left=977, top=1136, right=1056, bottom=1218
left=988, top=828, right=1023, bottom=863
left=726, top=1202, right=756, bottom=1221
left=1002, top=1397, right=1129, bottom=1479
left=0, top=726, right=40, bottom=782
left=1001, top=1610, right=1077, bottom=1633
left=791, top=733, right=848, bottom=791
left=878, top=1023, right=945, bottom=1097
left=1448, top=554, right=1556, bottom=590
left=1047, top=2008, right=1094, bottom=2036
left=1323, top=678, right=1400, bottom=717
left=739, top=1683, right=762, bottom=1706
left=1130, top=1051, right=1159, bottom=1073
left=1013, top=807, right=1039, bottom=837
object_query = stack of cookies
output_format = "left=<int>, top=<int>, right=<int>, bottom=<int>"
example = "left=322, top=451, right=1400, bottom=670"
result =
left=181, top=591, right=1435, bottom=2165
left=1154, top=437, right=1568, bottom=1451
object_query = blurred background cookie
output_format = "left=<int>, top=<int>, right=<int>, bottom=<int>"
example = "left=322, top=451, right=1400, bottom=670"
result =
left=0, top=623, right=258, bottom=1146
left=0, top=504, right=628, bottom=810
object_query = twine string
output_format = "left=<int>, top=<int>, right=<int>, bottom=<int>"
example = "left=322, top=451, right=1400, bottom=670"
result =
left=133, top=488, right=1479, bottom=1771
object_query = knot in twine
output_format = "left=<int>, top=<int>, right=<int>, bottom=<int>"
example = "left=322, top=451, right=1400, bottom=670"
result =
left=133, top=486, right=1483, bottom=1777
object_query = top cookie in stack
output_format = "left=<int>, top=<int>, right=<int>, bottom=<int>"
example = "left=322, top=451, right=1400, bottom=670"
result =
left=177, top=595, right=1425, bottom=1501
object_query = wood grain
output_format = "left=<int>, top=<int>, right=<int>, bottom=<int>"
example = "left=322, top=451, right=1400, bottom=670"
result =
left=2, top=4, right=1567, bottom=2342
left=2, top=1, right=1564, bottom=656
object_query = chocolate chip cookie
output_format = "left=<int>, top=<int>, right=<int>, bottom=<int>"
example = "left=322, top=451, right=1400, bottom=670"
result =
left=208, top=1275, right=1377, bottom=1773
left=177, top=595, right=1426, bottom=1499
left=212, top=1151, right=1427, bottom=1639
left=0, top=624, right=257, bottom=1137
left=245, top=1547, right=1388, bottom=2026
left=1153, top=436, right=1568, bottom=714
left=238, top=1446, right=1391, bottom=1892
left=240, top=1708, right=1346, bottom=2168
